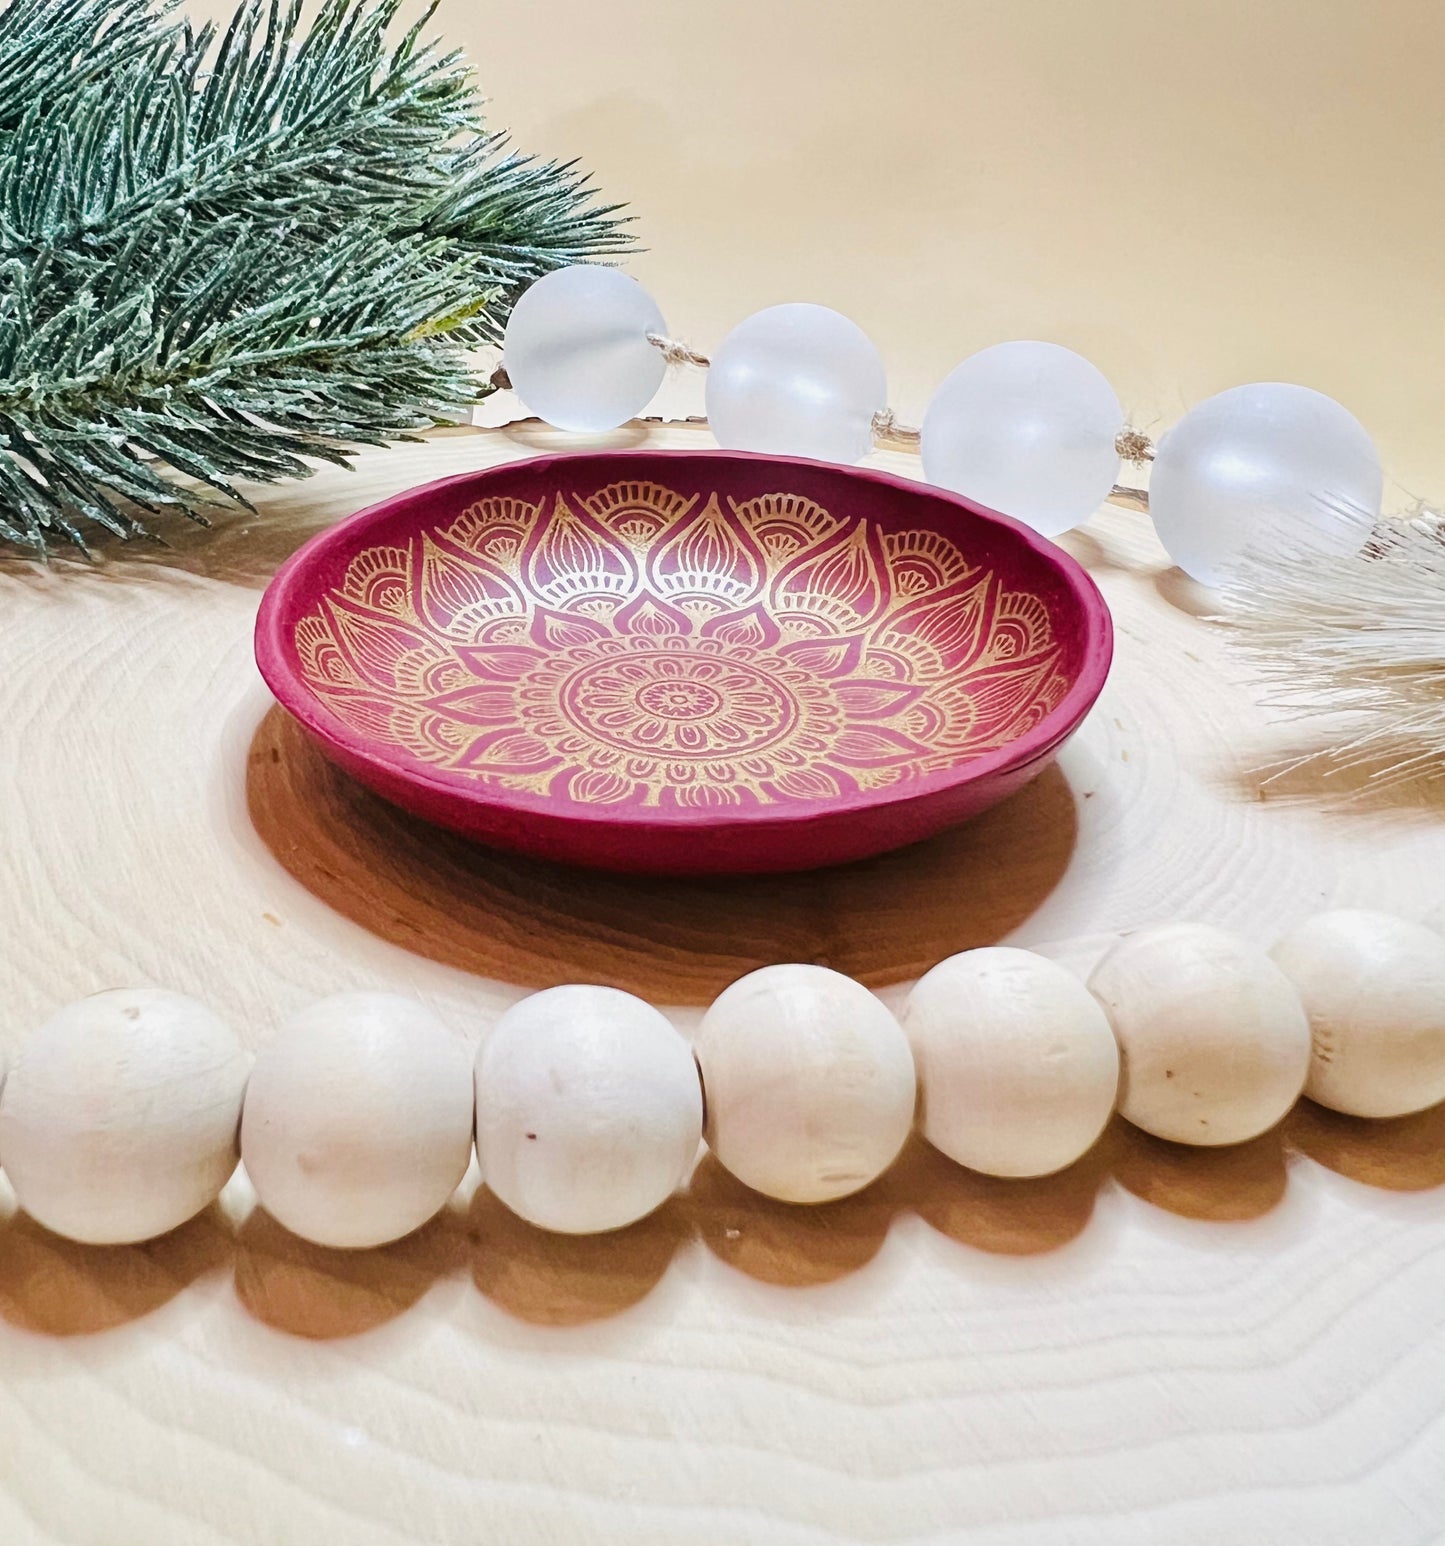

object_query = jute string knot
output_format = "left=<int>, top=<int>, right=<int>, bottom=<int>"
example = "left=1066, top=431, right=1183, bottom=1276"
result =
left=871, top=408, right=922, bottom=446
left=646, top=332, right=711, bottom=369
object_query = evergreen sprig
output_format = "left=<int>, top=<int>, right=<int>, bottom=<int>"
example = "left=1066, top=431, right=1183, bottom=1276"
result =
left=0, top=0, right=632, bottom=554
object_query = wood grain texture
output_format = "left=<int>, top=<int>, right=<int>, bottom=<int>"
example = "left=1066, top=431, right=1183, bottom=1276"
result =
left=2, top=423, right=1445, bottom=1544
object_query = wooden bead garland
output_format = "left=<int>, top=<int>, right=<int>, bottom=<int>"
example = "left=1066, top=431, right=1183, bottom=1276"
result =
left=1087, top=923, right=1312, bottom=1146
left=1270, top=910, right=1445, bottom=1119
left=902, top=947, right=1119, bottom=1178
left=1, top=908, right=1443, bottom=1250
left=694, top=964, right=916, bottom=1204
left=474, top=984, right=702, bottom=1234
left=241, top=991, right=473, bottom=1249
left=0, top=989, right=249, bottom=1246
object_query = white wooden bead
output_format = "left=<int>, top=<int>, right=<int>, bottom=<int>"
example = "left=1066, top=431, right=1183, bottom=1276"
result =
left=241, top=992, right=473, bottom=1249
left=1088, top=923, right=1311, bottom=1146
left=695, top=964, right=915, bottom=1203
left=902, top=947, right=1119, bottom=1177
left=0, top=989, right=249, bottom=1245
left=1270, top=909, right=1445, bottom=1119
left=474, top=985, right=702, bottom=1235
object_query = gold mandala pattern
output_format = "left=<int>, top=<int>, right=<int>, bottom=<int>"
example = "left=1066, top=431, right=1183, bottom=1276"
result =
left=293, top=482, right=1071, bottom=809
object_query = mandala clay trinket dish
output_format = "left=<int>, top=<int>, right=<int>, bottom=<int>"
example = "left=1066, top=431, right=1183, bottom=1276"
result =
left=255, top=449, right=1112, bottom=874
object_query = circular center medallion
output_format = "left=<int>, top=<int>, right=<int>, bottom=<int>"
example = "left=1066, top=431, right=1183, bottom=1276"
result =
left=635, top=678, right=724, bottom=721
left=561, top=649, right=799, bottom=758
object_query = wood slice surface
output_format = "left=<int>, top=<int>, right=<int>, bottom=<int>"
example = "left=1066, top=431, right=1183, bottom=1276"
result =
left=1, top=422, right=1443, bottom=1544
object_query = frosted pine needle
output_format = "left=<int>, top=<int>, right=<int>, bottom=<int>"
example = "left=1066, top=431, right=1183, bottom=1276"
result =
left=0, top=0, right=632, bottom=556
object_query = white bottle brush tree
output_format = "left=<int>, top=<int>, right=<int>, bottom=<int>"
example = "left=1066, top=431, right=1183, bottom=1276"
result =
left=0, top=0, right=632, bottom=554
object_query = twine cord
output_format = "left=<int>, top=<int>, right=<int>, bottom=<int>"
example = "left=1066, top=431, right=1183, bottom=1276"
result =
left=1115, top=428, right=1155, bottom=465
left=646, top=332, right=711, bottom=369
left=870, top=407, right=922, bottom=447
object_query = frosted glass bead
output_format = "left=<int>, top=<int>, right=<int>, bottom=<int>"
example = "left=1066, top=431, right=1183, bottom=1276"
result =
left=1088, top=923, right=1311, bottom=1146
left=0, top=989, right=249, bottom=1244
left=1270, top=910, right=1445, bottom=1118
left=902, top=947, right=1120, bottom=1177
left=474, top=986, right=702, bottom=1234
left=241, top=992, right=474, bottom=1249
left=695, top=964, right=915, bottom=1202
left=705, top=303, right=886, bottom=464
left=921, top=341, right=1124, bottom=537
left=503, top=264, right=667, bottom=432
left=1149, top=383, right=1383, bottom=586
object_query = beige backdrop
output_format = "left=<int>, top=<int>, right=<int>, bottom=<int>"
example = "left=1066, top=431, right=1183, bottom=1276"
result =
left=185, top=0, right=1445, bottom=490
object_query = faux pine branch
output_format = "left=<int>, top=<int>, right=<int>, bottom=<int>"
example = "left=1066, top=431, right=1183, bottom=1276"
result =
left=0, top=0, right=632, bottom=555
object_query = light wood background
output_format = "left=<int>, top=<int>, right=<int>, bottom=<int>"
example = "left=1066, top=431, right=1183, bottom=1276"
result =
left=2, top=421, right=1445, bottom=1543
